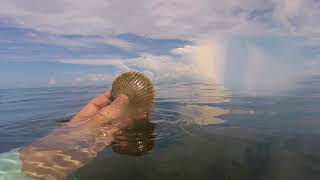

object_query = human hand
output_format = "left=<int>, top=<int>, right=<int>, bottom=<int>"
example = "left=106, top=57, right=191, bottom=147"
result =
left=67, top=90, right=131, bottom=129
left=20, top=91, right=130, bottom=180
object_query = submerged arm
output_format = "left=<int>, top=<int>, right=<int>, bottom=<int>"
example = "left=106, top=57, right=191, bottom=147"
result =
left=19, top=92, right=129, bottom=180
left=20, top=124, right=116, bottom=180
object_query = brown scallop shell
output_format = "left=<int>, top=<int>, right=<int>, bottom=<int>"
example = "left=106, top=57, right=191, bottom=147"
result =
left=111, top=71, right=155, bottom=115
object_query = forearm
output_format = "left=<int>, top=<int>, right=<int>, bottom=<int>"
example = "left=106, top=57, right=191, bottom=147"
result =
left=20, top=122, right=119, bottom=180
left=19, top=91, right=129, bottom=179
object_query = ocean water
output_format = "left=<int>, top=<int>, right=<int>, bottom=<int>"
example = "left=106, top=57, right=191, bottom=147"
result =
left=0, top=77, right=320, bottom=180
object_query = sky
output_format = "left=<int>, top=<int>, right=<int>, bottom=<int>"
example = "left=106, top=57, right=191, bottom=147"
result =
left=0, top=0, right=319, bottom=92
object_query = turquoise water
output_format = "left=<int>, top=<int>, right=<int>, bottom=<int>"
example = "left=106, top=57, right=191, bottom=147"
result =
left=0, top=77, right=319, bottom=180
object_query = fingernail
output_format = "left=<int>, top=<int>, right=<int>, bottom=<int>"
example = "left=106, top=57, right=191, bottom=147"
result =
left=112, top=94, right=129, bottom=106
left=118, top=94, right=128, bottom=100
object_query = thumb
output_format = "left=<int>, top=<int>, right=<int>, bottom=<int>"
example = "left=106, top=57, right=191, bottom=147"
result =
left=98, top=95, right=130, bottom=126
left=97, top=94, right=129, bottom=120
left=109, top=94, right=129, bottom=109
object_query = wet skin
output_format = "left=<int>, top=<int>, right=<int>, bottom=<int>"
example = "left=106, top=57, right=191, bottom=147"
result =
left=19, top=91, right=139, bottom=180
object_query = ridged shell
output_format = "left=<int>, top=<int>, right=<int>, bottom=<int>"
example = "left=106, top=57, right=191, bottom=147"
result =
left=111, top=71, right=155, bottom=115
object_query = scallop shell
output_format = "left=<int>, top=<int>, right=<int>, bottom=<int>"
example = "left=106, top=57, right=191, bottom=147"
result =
left=111, top=71, right=155, bottom=115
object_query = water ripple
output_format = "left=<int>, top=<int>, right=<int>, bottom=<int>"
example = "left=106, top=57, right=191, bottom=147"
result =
left=0, top=78, right=319, bottom=153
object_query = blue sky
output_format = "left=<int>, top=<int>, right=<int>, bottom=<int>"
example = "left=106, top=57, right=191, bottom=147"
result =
left=0, top=0, right=319, bottom=89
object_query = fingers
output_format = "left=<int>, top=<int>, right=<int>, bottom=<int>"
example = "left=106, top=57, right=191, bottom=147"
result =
left=70, top=91, right=113, bottom=122
left=89, top=95, right=111, bottom=109
left=94, top=95, right=129, bottom=123
left=104, top=90, right=112, bottom=100
left=84, top=91, right=112, bottom=111
left=69, top=95, right=129, bottom=129
left=90, top=90, right=113, bottom=108
left=69, top=93, right=129, bottom=129
left=109, top=95, right=128, bottom=109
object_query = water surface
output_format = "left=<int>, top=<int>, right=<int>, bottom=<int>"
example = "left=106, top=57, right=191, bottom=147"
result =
left=0, top=77, right=319, bottom=180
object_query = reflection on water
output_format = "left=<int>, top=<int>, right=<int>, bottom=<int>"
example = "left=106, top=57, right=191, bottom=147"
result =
left=155, top=82, right=231, bottom=104
left=178, top=105, right=228, bottom=125
left=112, top=122, right=156, bottom=156
left=0, top=77, right=319, bottom=180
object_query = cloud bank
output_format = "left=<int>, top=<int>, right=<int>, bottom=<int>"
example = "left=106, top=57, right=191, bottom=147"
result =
left=61, top=40, right=317, bottom=95
left=61, top=41, right=226, bottom=84
left=1, top=0, right=319, bottom=41
left=0, top=0, right=319, bottom=92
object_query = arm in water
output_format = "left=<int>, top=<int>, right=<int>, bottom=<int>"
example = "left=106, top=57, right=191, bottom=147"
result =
left=19, top=91, right=131, bottom=180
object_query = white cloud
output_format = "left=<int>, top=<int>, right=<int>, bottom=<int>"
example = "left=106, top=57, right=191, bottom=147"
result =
left=0, top=0, right=318, bottom=42
left=56, top=37, right=318, bottom=96
left=60, top=37, right=317, bottom=91
left=1, top=0, right=318, bottom=91
left=26, top=32, right=134, bottom=49
left=61, top=41, right=226, bottom=84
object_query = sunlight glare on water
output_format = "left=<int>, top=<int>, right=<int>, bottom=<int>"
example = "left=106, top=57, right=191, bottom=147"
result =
left=0, top=77, right=319, bottom=180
